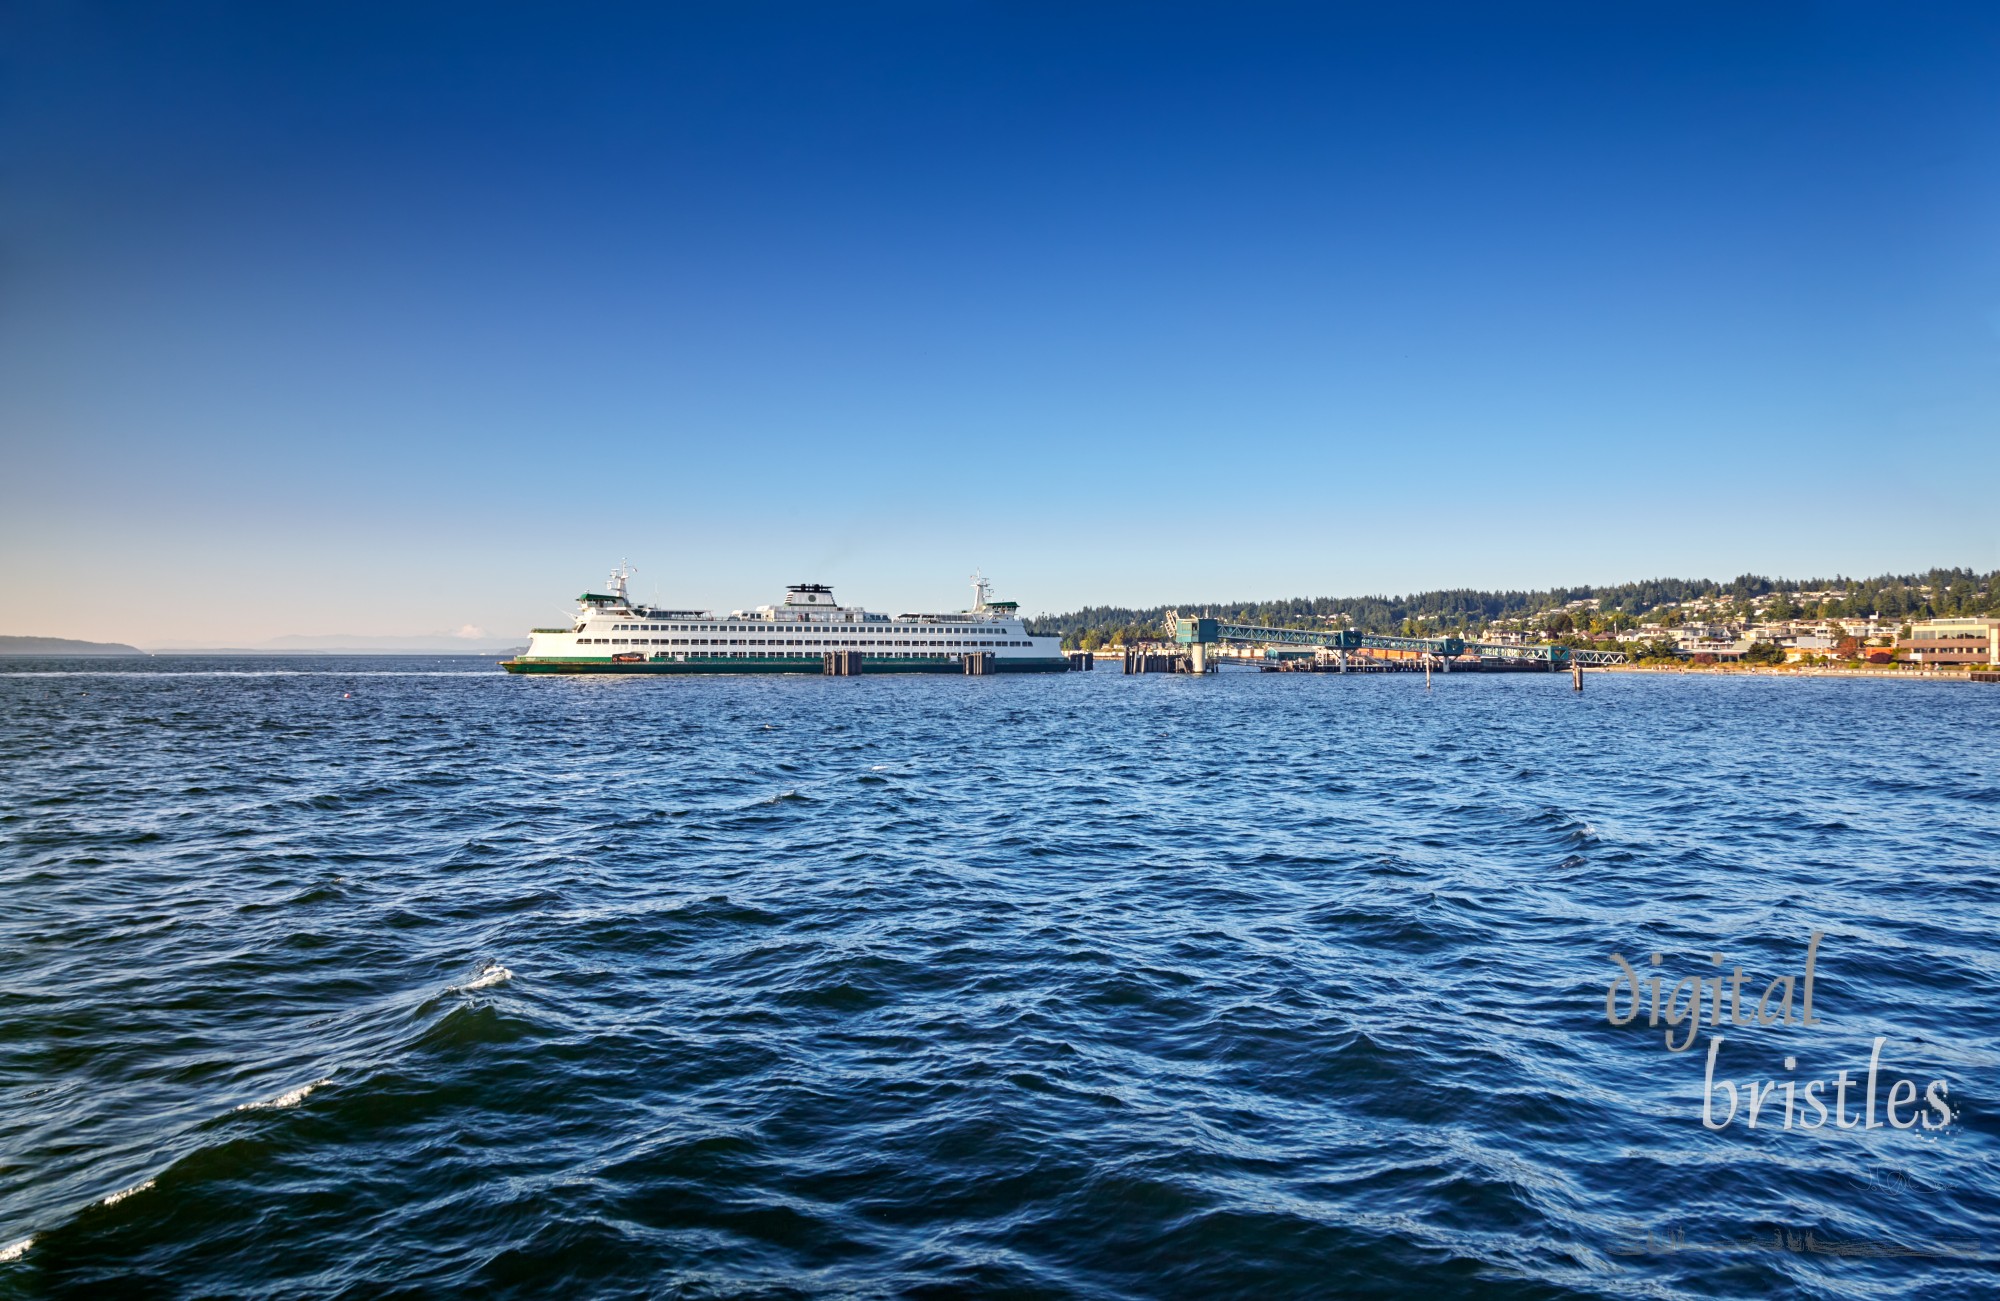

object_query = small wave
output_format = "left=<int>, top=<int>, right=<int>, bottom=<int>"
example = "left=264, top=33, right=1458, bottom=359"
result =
left=101, top=1179, right=156, bottom=1207
left=457, top=963, right=513, bottom=991
left=237, top=1077, right=331, bottom=1111
left=0, top=1236, right=33, bottom=1262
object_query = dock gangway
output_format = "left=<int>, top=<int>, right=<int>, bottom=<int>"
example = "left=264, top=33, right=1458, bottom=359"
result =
left=1165, top=613, right=1626, bottom=667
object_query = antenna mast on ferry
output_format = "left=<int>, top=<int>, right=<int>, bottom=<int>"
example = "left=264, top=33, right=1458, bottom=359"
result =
left=608, top=560, right=636, bottom=605
left=969, top=570, right=991, bottom=612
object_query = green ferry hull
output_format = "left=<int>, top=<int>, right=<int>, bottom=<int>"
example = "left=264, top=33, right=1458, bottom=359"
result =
left=501, top=656, right=1070, bottom=675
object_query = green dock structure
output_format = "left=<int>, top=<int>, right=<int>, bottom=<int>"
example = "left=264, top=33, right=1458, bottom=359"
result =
left=1166, top=612, right=1625, bottom=672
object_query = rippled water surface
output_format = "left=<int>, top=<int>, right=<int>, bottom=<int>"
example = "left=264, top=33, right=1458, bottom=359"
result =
left=2, top=658, right=1996, bottom=1299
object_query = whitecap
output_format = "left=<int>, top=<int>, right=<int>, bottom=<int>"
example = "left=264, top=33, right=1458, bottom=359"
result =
left=237, top=1077, right=331, bottom=1111
left=100, top=1180, right=155, bottom=1207
left=458, top=963, right=512, bottom=991
left=0, top=1236, right=32, bottom=1262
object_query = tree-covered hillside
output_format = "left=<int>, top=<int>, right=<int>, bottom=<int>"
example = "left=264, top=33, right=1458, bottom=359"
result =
left=1027, top=567, right=1999, bottom=648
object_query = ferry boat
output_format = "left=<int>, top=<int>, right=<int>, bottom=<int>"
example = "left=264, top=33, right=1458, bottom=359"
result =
left=501, top=566, right=1069, bottom=675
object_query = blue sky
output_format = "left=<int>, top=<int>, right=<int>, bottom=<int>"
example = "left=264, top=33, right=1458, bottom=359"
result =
left=4, top=2, right=1997, bottom=644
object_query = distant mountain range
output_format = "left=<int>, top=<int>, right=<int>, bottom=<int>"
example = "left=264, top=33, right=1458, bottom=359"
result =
left=0, top=636, right=147, bottom=656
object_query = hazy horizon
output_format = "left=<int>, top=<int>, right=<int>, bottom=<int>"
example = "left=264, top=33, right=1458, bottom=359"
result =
left=3, top=556, right=1992, bottom=651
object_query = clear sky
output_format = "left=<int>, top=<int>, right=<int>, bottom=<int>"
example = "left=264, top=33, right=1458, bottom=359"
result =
left=4, top=2, right=1997, bottom=645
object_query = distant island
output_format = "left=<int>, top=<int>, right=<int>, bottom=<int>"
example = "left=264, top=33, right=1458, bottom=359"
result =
left=0, top=635, right=147, bottom=656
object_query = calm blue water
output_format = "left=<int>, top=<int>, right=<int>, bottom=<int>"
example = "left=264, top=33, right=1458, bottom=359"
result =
left=1, top=658, right=1995, bottom=1299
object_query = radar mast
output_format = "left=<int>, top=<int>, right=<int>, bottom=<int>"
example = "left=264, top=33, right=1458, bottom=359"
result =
left=608, top=560, right=636, bottom=606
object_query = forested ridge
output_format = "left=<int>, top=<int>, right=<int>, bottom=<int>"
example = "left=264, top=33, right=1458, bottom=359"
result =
left=1027, top=568, right=2000, bottom=646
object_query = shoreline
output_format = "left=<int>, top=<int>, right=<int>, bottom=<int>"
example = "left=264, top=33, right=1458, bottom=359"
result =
left=1597, top=664, right=1991, bottom=682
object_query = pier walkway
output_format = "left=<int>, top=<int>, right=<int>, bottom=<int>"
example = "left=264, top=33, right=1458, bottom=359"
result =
left=1160, top=613, right=1626, bottom=673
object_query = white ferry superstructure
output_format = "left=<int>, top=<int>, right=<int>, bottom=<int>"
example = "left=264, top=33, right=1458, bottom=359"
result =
left=502, top=567, right=1070, bottom=675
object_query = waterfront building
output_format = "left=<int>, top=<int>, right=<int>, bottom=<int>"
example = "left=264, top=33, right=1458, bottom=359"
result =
left=1673, top=625, right=1744, bottom=657
left=1898, top=617, right=2000, bottom=667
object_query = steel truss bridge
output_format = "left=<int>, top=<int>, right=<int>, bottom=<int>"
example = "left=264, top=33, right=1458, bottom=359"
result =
left=1165, top=614, right=1627, bottom=667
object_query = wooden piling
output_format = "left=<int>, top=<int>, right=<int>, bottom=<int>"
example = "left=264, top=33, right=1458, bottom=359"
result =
left=1572, top=661, right=1583, bottom=692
